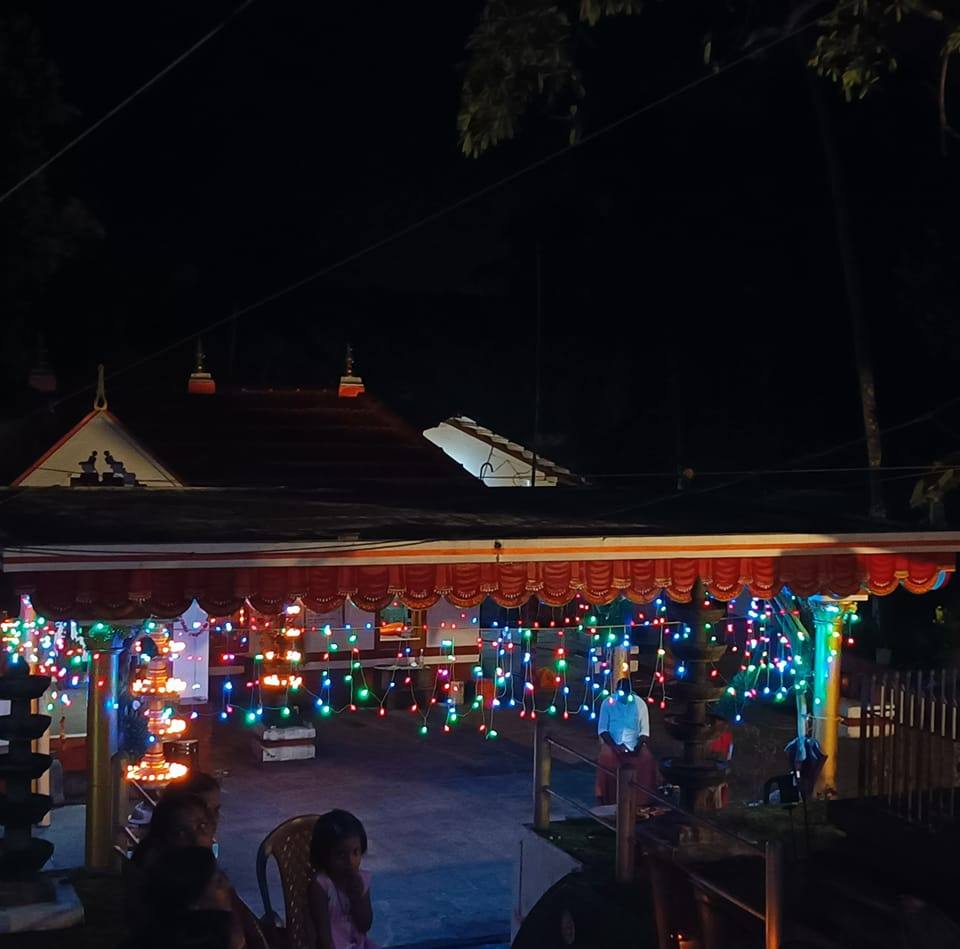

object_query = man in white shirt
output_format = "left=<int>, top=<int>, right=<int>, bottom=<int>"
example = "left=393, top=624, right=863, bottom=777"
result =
left=595, top=677, right=658, bottom=805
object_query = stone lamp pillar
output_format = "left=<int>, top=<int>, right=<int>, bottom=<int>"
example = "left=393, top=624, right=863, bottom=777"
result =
left=0, top=659, right=83, bottom=933
left=0, top=661, right=53, bottom=875
left=660, top=581, right=729, bottom=813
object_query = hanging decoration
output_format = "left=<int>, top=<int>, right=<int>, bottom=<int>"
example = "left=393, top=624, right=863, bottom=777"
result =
left=66, top=590, right=852, bottom=741
left=1, top=605, right=88, bottom=715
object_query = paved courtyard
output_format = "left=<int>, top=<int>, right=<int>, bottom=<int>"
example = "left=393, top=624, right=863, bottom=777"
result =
left=206, top=710, right=596, bottom=947
left=36, top=699, right=857, bottom=947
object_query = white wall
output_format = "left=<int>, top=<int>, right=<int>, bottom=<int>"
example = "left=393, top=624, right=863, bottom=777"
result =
left=425, top=600, right=479, bottom=648
left=172, top=600, right=210, bottom=704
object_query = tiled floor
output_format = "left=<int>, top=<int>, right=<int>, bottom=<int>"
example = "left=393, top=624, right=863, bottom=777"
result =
left=39, top=709, right=595, bottom=947
left=205, top=710, right=593, bottom=947
left=35, top=699, right=851, bottom=946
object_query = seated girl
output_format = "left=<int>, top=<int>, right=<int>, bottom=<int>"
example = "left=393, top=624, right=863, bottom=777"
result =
left=308, top=810, right=379, bottom=949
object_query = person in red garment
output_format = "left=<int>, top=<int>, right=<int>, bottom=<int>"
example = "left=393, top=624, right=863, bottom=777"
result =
left=595, top=678, right=660, bottom=806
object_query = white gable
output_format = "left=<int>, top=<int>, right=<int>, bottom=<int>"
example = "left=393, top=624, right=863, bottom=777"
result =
left=15, top=411, right=181, bottom=487
left=423, top=419, right=559, bottom=488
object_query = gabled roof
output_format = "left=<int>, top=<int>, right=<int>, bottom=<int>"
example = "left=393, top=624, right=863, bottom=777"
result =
left=424, top=415, right=581, bottom=487
left=0, top=386, right=478, bottom=492
left=12, top=409, right=181, bottom=487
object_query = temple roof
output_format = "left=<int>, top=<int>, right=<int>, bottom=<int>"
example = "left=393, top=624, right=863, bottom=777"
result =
left=0, top=481, right=945, bottom=548
left=0, top=386, right=478, bottom=492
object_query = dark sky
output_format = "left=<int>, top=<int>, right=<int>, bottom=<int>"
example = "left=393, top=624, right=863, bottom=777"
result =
left=7, top=1, right=960, bottom=506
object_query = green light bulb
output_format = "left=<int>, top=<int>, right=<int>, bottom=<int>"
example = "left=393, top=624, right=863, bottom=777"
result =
left=281, top=706, right=291, bottom=718
left=358, top=688, right=369, bottom=700
left=246, top=712, right=256, bottom=724
left=344, top=674, right=353, bottom=683
left=419, top=725, right=428, bottom=736
left=321, top=705, right=331, bottom=717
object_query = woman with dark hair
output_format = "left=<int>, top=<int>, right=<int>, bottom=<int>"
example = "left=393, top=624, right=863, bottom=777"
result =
left=307, top=810, right=378, bottom=949
left=132, top=789, right=215, bottom=867
left=181, top=772, right=222, bottom=834
left=125, top=790, right=216, bottom=927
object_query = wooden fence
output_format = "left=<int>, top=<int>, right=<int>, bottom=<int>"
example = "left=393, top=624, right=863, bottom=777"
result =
left=857, top=669, right=960, bottom=825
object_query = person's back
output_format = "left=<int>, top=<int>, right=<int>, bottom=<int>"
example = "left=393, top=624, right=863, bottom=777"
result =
left=134, top=846, right=240, bottom=949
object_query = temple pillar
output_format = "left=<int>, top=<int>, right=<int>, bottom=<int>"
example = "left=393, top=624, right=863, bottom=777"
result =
left=85, top=624, right=120, bottom=871
left=808, top=595, right=865, bottom=796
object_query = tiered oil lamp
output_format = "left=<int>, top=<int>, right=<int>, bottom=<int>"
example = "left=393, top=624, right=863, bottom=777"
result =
left=126, top=622, right=189, bottom=785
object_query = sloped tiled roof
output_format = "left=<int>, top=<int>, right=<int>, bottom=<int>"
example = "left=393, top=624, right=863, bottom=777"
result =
left=0, top=387, right=478, bottom=492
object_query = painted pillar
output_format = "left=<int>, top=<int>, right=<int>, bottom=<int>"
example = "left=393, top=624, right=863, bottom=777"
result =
left=809, top=595, right=865, bottom=795
left=85, top=623, right=120, bottom=870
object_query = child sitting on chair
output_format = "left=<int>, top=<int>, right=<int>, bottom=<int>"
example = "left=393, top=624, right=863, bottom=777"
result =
left=308, top=810, right=379, bottom=949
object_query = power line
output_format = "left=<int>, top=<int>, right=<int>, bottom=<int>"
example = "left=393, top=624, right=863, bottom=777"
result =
left=0, top=0, right=258, bottom=208
left=594, top=398, right=960, bottom=517
left=49, top=5, right=828, bottom=408
left=581, top=464, right=960, bottom=480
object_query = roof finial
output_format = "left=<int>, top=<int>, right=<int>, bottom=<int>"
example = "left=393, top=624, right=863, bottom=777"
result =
left=93, top=364, right=108, bottom=411
left=338, top=343, right=364, bottom=398
left=188, top=337, right=216, bottom=395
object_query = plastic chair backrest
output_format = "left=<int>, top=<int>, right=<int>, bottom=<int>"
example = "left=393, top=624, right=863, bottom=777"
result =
left=256, top=814, right=321, bottom=949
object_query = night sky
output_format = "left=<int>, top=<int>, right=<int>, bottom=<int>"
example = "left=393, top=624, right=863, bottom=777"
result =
left=5, top=1, right=960, bottom=503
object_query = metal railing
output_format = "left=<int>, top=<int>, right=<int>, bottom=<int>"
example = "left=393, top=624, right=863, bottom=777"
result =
left=858, top=669, right=960, bottom=825
left=533, top=719, right=781, bottom=949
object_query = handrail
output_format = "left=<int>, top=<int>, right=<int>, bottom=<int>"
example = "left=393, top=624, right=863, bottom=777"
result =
left=545, top=734, right=763, bottom=854
left=545, top=787, right=615, bottom=830
left=683, top=868, right=765, bottom=922
left=535, top=721, right=781, bottom=949
left=129, top=779, right=157, bottom=809
left=545, top=736, right=615, bottom=775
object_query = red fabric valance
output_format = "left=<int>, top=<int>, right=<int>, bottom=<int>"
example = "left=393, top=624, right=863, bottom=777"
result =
left=15, top=553, right=953, bottom=619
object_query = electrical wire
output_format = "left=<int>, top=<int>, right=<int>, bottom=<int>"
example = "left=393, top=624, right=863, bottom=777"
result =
left=45, top=4, right=830, bottom=410
left=593, top=399, right=960, bottom=518
left=0, top=0, right=258, bottom=208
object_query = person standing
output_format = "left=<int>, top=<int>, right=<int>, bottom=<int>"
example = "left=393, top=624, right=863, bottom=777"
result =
left=596, top=678, right=659, bottom=806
